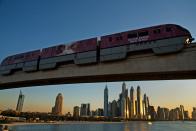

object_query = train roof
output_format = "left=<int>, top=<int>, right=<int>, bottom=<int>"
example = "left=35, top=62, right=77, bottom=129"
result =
left=100, top=24, right=184, bottom=37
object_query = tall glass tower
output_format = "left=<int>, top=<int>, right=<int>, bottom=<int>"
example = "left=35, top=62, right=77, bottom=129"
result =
left=137, top=86, right=143, bottom=119
left=121, top=96, right=126, bottom=118
left=143, top=94, right=149, bottom=119
left=122, top=82, right=126, bottom=97
left=104, top=85, right=108, bottom=117
left=121, top=82, right=127, bottom=119
left=130, top=86, right=135, bottom=119
left=16, top=90, right=25, bottom=112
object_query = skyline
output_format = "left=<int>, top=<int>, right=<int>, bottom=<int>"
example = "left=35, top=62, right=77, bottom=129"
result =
left=0, top=0, right=196, bottom=118
left=0, top=80, right=196, bottom=115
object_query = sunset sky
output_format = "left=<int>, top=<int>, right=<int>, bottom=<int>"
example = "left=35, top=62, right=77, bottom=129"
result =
left=0, top=0, right=196, bottom=115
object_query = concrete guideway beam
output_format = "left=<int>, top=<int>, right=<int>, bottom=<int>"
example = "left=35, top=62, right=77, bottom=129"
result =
left=0, top=43, right=196, bottom=89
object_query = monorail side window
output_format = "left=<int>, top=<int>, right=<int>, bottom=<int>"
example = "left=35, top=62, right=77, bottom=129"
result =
left=116, top=36, right=123, bottom=41
left=166, top=27, right=172, bottom=32
left=157, top=29, right=161, bottom=33
left=127, top=33, right=137, bottom=38
left=14, top=54, right=24, bottom=60
left=153, top=29, right=161, bottom=34
left=109, top=37, right=112, bottom=42
left=138, top=31, right=148, bottom=37
left=25, top=53, right=31, bottom=58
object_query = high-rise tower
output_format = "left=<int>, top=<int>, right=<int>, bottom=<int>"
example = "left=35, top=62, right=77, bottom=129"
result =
left=179, top=105, right=185, bottom=120
left=121, top=96, right=126, bottom=118
left=16, top=90, right=25, bottom=112
left=143, top=94, right=149, bottom=119
left=73, top=106, right=80, bottom=118
left=130, top=86, right=135, bottom=119
left=80, top=103, right=90, bottom=116
left=104, top=85, right=108, bottom=117
left=122, top=82, right=126, bottom=97
left=121, top=82, right=129, bottom=119
left=137, top=86, right=143, bottom=119
left=111, top=100, right=118, bottom=117
left=52, top=93, right=63, bottom=115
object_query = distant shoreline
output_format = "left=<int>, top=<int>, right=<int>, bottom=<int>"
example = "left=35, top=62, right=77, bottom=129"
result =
left=1, top=120, right=196, bottom=127
left=2, top=121, right=126, bottom=127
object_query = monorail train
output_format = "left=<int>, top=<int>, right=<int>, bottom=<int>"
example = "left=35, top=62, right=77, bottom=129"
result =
left=0, top=24, right=194, bottom=75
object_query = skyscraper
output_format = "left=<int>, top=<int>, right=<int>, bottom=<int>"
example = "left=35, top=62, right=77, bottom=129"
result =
left=87, top=103, right=90, bottom=116
left=135, top=100, right=137, bottom=116
left=179, top=105, right=185, bottom=120
left=73, top=106, right=80, bottom=118
left=143, top=94, right=149, bottom=119
left=148, top=106, right=156, bottom=120
left=104, top=85, right=108, bottom=117
left=125, top=88, right=129, bottom=119
left=169, top=109, right=175, bottom=120
left=142, top=100, right=146, bottom=118
left=137, top=86, right=143, bottom=119
left=80, top=103, right=90, bottom=117
left=52, top=93, right=63, bottom=115
left=157, top=106, right=169, bottom=120
left=111, top=100, right=118, bottom=117
left=118, top=93, right=122, bottom=116
left=122, top=82, right=126, bottom=97
left=126, top=96, right=130, bottom=119
left=130, top=87, right=135, bottom=119
left=96, top=108, right=104, bottom=116
left=174, top=107, right=180, bottom=120
left=108, top=102, right=112, bottom=117
left=80, top=104, right=87, bottom=117
left=121, top=96, right=126, bottom=119
left=184, top=111, right=189, bottom=120
left=147, top=96, right=150, bottom=107
left=192, top=107, right=196, bottom=120
left=16, top=90, right=25, bottom=112
left=121, top=82, right=127, bottom=119
left=117, top=98, right=121, bottom=116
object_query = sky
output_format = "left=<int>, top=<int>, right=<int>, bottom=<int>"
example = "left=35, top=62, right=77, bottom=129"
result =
left=0, top=0, right=196, bottom=115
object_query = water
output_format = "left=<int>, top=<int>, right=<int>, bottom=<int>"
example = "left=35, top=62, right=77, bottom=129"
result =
left=10, top=121, right=196, bottom=131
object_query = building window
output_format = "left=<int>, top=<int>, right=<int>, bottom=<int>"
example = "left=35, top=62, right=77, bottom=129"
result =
left=127, top=33, right=137, bottom=38
left=138, top=31, right=148, bottom=37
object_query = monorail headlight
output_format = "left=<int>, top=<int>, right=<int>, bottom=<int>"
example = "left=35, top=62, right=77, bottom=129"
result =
left=185, top=38, right=191, bottom=45
left=185, top=37, right=195, bottom=45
